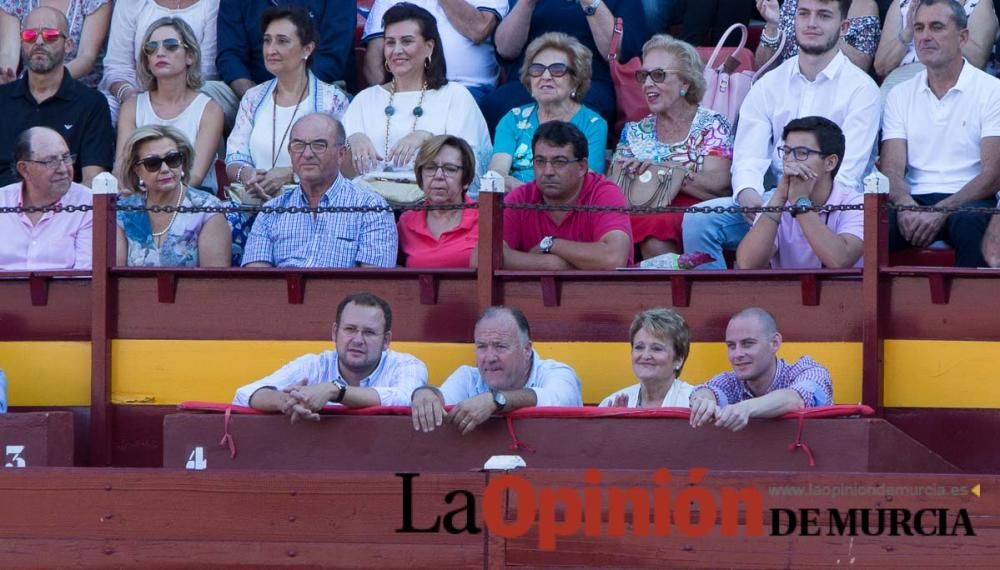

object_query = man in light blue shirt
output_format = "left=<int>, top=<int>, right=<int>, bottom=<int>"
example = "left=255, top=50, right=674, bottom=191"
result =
left=241, top=114, right=398, bottom=268
left=233, top=293, right=428, bottom=422
left=0, top=369, right=7, bottom=413
left=411, top=306, right=582, bottom=434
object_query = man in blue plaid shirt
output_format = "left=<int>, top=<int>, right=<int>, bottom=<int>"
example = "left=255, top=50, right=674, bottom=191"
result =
left=242, top=114, right=398, bottom=268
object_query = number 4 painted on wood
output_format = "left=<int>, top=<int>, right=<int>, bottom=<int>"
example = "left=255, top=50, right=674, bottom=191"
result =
left=186, top=447, right=207, bottom=470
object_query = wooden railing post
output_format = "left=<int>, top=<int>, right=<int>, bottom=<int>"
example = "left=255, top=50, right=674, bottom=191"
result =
left=476, top=178, right=503, bottom=312
left=90, top=176, right=117, bottom=465
left=861, top=191, right=887, bottom=413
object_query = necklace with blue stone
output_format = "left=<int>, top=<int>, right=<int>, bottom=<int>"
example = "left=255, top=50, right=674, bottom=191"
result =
left=384, top=78, right=428, bottom=159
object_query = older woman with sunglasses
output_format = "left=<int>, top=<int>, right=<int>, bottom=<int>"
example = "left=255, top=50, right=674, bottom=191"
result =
left=612, top=35, right=733, bottom=260
left=116, top=125, right=231, bottom=267
left=489, top=32, right=606, bottom=192
left=115, top=17, right=224, bottom=192
left=398, top=135, right=479, bottom=268
left=0, top=0, right=111, bottom=87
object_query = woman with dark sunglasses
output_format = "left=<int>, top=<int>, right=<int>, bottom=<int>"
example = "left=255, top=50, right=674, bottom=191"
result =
left=611, top=34, right=733, bottom=260
left=489, top=32, right=607, bottom=191
left=115, top=125, right=231, bottom=267
left=115, top=17, right=223, bottom=193
left=0, top=0, right=111, bottom=88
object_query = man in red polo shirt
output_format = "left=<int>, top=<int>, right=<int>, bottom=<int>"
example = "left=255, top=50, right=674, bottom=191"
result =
left=503, top=121, right=633, bottom=270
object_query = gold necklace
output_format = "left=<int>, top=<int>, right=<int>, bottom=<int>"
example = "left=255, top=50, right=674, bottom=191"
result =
left=150, top=187, right=185, bottom=238
left=383, top=78, right=427, bottom=160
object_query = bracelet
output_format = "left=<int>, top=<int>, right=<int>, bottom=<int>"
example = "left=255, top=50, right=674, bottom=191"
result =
left=115, top=83, right=132, bottom=102
left=898, top=31, right=913, bottom=46
left=759, top=28, right=781, bottom=50
left=235, top=165, right=246, bottom=185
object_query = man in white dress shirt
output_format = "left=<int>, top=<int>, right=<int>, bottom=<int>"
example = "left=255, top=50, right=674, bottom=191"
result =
left=682, top=0, right=880, bottom=269
left=883, top=0, right=999, bottom=268
left=233, top=292, right=428, bottom=422
left=411, top=306, right=582, bottom=434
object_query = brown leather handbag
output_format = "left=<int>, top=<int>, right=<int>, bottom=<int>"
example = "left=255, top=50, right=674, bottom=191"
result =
left=606, top=161, right=689, bottom=209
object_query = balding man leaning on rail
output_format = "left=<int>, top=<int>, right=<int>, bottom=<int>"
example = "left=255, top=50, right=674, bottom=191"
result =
left=411, top=306, right=583, bottom=434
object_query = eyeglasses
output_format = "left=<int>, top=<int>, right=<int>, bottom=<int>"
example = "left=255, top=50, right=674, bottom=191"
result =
left=527, top=63, right=574, bottom=78
left=135, top=151, right=185, bottom=172
left=20, top=28, right=64, bottom=43
left=420, top=163, right=463, bottom=178
left=143, top=38, right=186, bottom=55
left=634, top=69, right=681, bottom=84
left=23, top=153, right=75, bottom=169
left=777, top=145, right=825, bottom=161
left=288, top=139, right=334, bottom=154
left=532, top=157, right=582, bottom=170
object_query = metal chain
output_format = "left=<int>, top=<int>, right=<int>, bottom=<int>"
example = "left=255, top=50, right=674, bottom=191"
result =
left=0, top=204, right=94, bottom=214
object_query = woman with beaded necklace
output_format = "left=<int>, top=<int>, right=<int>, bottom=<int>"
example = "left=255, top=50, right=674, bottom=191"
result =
left=344, top=3, right=491, bottom=195
left=225, top=5, right=349, bottom=201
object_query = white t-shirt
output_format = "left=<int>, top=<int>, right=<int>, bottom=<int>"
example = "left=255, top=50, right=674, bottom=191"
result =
left=136, top=92, right=217, bottom=189
left=599, top=380, right=695, bottom=408
left=362, top=0, right=509, bottom=89
left=882, top=60, right=1000, bottom=195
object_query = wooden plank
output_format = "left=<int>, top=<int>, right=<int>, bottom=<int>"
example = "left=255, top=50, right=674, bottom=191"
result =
left=0, top=277, right=91, bottom=341
left=886, top=277, right=1000, bottom=340
left=0, top=412, right=74, bottom=467
left=862, top=193, right=885, bottom=410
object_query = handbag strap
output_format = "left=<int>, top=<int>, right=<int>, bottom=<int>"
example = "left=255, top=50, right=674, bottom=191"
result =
left=609, top=17, right=623, bottom=62
left=752, top=29, right=787, bottom=82
left=706, top=23, right=748, bottom=69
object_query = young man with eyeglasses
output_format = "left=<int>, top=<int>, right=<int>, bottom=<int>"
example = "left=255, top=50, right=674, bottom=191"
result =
left=241, top=113, right=398, bottom=268
left=0, top=127, right=93, bottom=270
left=736, top=116, right=863, bottom=269
left=234, top=292, right=429, bottom=422
left=0, top=7, right=113, bottom=188
left=502, top=120, right=633, bottom=270
left=682, top=0, right=879, bottom=270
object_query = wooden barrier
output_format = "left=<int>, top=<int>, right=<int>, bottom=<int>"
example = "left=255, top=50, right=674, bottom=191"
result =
left=0, top=412, right=75, bottom=467
left=161, top=414, right=957, bottom=474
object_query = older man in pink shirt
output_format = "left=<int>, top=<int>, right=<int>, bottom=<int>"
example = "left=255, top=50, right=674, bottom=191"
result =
left=0, top=127, right=93, bottom=270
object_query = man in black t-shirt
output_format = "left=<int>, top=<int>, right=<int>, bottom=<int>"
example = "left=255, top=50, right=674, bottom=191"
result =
left=0, top=6, right=113, bottom=187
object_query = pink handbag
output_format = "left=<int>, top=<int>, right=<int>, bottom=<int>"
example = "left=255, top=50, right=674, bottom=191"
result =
left=701, top=23, right=784, bottom=123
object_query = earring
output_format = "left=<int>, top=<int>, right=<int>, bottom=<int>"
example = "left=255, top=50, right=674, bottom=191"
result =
left=679, top=87, right=688, bottom=97
left=384, top=59, right=391, bottom=72
left=424, top=56, right=430, bottom=69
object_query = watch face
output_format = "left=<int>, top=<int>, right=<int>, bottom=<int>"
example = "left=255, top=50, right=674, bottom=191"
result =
left=493, top=391, right=507, bottom=408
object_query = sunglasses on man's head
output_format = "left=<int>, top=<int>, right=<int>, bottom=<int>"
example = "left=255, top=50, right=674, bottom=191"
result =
left=143, top=38, right=185, bottom=56
left=136, top=151, right=184, bottom=173
left=21, top=28, right=64, bottom=43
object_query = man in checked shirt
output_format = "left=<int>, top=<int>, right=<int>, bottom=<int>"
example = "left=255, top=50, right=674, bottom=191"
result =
left=689, top=307, right=833, bottom=431
left=241, top=113, right=398, bottom=268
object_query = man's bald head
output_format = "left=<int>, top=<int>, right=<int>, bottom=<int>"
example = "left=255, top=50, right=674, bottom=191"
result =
left=291, top=113, right=346, bottom=146
left=729, top=307, right=779, bottom=336
left=24, top=6, right=70, bottom=35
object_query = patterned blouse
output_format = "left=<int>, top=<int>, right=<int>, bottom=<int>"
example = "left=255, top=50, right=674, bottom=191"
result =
left=0, top=0, right=109, bottom=88
left=614, top=106, right=734, bottom=171
left=117, top=188, right=225, bottom=267
left=776, top=0, right=881, bottom=62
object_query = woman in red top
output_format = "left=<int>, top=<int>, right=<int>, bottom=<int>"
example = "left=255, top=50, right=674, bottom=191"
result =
left=398, top=135, right=479, bottom=268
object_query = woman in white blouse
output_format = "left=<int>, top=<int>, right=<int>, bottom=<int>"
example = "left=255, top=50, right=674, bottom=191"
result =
left=224, top=5, right=349, bottom=201
left=99, top=0, right=220, bottom=124
left=115, top=17, right=224, bottom=192
left=600, top=308, right=696, bottom=409
left=344, top=3, right=491, bottom=192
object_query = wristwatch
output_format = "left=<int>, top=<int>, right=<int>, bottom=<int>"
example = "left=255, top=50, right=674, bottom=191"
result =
left=331, top=378, right=348, bottom=403
left=539, top=235, right=555, bottom=253
left=582, top=0, right=603, bottom=17
left=491, top=389, right=508, bottom=412
left=790, top=196, right=814, bottom=218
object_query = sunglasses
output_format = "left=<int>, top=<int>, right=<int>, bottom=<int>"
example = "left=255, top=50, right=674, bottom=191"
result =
left=634, top=69, right=681, bottom=84
left=21, top=28, right=64, bottom=43
left=143, top=38, right=185, bottom=56
left=136, top=151, right=184, bottom=173
left=527, top=63, right=574, bottom=78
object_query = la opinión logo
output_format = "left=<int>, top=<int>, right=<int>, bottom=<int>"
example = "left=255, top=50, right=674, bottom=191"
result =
left=396, top=468, right=976, bottom=550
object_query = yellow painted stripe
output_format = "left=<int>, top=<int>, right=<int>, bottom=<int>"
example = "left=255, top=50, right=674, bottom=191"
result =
left=109, top=340, right=862, bottom=406
left=0, top=342, right=91, bottom=406
left=884, top=340, right=1000, bottom=407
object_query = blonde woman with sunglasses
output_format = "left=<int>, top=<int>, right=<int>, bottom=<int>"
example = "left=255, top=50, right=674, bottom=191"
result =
left=116, top=125, right=231, bottom=267
left=488, top=32, right=607, bottom=192
left=115, top=17, right=223, bottom=192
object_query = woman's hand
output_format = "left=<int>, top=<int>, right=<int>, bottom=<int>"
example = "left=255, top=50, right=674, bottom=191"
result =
left=757, top=0, right=780, bottom=26
left=387, top=130, right=432, bottom=167
left=348, top=133, right=382, bottom=175
left=901, top=0, right=919, bottom=44
left=616, top=158, right=652, bottom=176
left=247, top=167, right=292, bottom=199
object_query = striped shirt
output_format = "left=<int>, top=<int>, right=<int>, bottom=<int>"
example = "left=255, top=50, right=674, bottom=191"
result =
left=696, top=356, right=833, bottom=408
left=233, top=349, right=428, bottom=407
left=241, top=175, right=398, bottom=268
